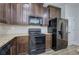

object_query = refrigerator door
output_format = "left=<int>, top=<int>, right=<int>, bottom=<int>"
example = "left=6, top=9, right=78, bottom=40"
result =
left=62, top=19, right=68, bottom=48
left=57, top=18, right=68, bottom=49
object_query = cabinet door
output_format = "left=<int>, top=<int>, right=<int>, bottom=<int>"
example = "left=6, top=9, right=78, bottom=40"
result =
left=10, top=37, right=17, bottom=55
left=5, top=4, right=11, bottom=24
left=10, top=36, right=29, bottom=55
left=17, top=36, right=29, bottom=54
left=46, top=34, right=52, bottom=49
left=22, top=4, right=31, bottom=25
left=48, top=6, right=61, bottom=19
left=50, top=7, right=56, bottom=18
left=16, top=4, right=23, bottom=25
left=0, top=4, right=6, bottom=23
left=43, top=7, right=48, bottom=26
left=56, top=8, right=61, bottom=18
left=17, top=3, right=31, bottom=25
left=4, top=4, right=17, bottom=24
left=31, top=3, right=43, bottom=17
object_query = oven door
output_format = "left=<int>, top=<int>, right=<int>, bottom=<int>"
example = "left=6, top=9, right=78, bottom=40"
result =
left=29, top=34, right=45, bottom=55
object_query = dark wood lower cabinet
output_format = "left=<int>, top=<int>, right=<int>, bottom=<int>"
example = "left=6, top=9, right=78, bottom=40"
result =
left=17, top=36, right=29, bottom=54
left=10, top=36, right=29, bottom=55
left=0, top=36, right=29, bottom=55
left=10, top=37, right=17, bottom=55
left=45, top=34, right=52, bottom=49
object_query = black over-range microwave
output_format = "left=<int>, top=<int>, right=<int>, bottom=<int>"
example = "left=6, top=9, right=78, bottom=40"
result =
left=29, top=16, right=43, bottom=26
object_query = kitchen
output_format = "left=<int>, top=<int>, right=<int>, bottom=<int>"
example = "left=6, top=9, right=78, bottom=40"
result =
left=0, top=3, right=68, bottom=55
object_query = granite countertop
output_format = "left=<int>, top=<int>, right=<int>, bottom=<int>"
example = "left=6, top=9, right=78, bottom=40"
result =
left=0, top=33, right=51, bottom=48
left=0, top=33, right=29, bottom=48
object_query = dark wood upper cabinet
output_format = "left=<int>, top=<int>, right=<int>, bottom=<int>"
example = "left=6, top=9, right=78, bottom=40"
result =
left=47, top=5, right=61, bottom=19
left=31, top=3, right=43, bottom=17
left=16, top=4, right=23, bottom=25
left=10, top=4, right=16, bottom=24
left=0, top=4, right=17, bottom=24
left=0, top=3, right=61, bottom=26
left=0, top=4, right=6, bottom=23
left=0, top=3, right=45, bottom=25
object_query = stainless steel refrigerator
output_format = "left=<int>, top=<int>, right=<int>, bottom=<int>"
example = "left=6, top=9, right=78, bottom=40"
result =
left=48, top=18, right=68, bottom=51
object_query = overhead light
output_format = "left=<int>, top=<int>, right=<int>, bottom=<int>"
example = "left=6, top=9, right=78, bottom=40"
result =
left=23, top=4, right=30, bottom=8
